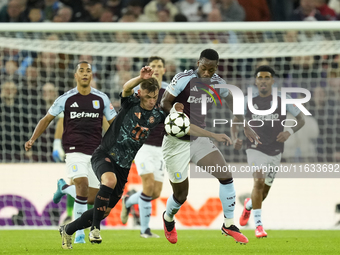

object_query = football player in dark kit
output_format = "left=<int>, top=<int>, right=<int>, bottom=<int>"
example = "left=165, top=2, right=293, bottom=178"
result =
left=121, top=56, right=169, bottom=238
left=59, top=63, right=237, bottom=249
left=58, top=66, right=173, bottom=249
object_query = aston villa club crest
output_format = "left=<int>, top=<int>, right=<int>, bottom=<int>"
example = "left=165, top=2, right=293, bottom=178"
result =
left=72, top=165, right=78, bottom=172
left=92, top=100, right=100, bottom=109
left=149, top=116, right=155, bottom=123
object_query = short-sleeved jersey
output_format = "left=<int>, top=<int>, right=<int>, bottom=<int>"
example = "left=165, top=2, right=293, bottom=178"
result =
left=166, top=69, right=229, bottom=140
left=100, top=93, right=166, bottom=169
left=245, top=91, right=301, bottom=156
left=145, top=84, right=168, bottom=147
left=48, top=87, right=117, bottom=155
left=133, top=81, right=168, bottom=147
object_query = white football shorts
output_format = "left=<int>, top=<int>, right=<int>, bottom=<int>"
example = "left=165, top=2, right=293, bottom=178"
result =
left=134, top=144, right=165, bottom=182
left=246, top=149, right=282, bottom=186
left=65, top=152, right=100, bottom=189
left=162, top=135, right=219, bottom=183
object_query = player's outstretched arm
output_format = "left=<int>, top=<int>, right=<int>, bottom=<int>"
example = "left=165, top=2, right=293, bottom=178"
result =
left=52, top=117, right=65, bottom=162
left=276, top=112, right=305, bottom=143
left=188, top=124, right=232, bottom=145
left=231, top=116, right=243, bottom=150
left=160, top=90, right=176, bottom=114
left=54, top=117, right=63, bottom=140
left=122, top=66, right=154, bottom=97
left=224, top=93, right=261, bottom=144
left=25, top=113, right=56, bottom=151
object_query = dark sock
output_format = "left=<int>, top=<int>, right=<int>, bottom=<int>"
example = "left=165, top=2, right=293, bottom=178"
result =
left=108, top=192, right=121, bottom=209
left=65, top=190, right=122, bottom=235
left=92, top=185, right=114, bottom=230
left=65, top=208, right=94, bottom=235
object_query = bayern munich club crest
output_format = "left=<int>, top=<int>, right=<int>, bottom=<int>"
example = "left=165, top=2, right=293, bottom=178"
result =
left=149, top=116, right=155, bottom=123
left=92, top=100, right=100, bottom=109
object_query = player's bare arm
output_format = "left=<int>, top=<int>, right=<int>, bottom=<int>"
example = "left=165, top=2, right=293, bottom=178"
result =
left=103, top=116, right=115, bottom=132
left=107, top=117, right=115, bottom=125
left=55, top=117, right=63, bottom=139
left=25, top=113, right=56, bottom=151
left=276, top=112, right=305, bottom=143
left=160, top=90, right=175, bottom=114
left=188, top=124, right=232, bottom=145
left=122, top=66, right=154, bottom=97
left=160, top=91, right=184, bottom=113
left=52, top=117, right=65, bottom=162
left=102, top=116, right=110, bottom=132
left=231, top=116, right=243, bottom=150
left=224, top=93, right=261, bottom=144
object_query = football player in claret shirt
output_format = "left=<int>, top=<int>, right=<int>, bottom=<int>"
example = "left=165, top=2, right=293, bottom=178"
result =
left=25, top=61, right=116, bottom=243
left=233, top=65, right=305, bottom=238
left=160, top=49, right=260, bottom=245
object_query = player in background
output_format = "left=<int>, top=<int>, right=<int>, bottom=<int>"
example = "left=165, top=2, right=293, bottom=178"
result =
left=160, top=49, right=260, bottom=245
left=52, top=113, right=65, bottom=162
left=52, top=104, right=110, bottom=225
left=233, top=65, right=305, bottom=238
left=51, top=112, right=76, bottom=225
left=120, top=56, right=168, bottom=238
left=25, top=61, right=116, bottom=244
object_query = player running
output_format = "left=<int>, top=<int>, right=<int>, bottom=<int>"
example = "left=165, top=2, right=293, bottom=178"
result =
left=160, top=49, right=260, bottom=245
left=25, top=61, right=116, bottom=243
left=120, top=56, right=168, bottom=238
left=233, top=65, right=305, bottom=238
left=58, top=66, right=167, bottom=249
left=59, top=64, right=237, bottom=249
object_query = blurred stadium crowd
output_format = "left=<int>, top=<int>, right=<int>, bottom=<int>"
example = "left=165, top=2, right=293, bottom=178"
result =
left=0, top=0, right=339, bottom=23
left=0, top=0, right=340, bottom=164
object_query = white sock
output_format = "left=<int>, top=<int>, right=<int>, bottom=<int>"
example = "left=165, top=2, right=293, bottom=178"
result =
left=62, top=185, right=76, bottom=198
left=224, top=218, right=234, bottom=228
left=126, top=191, right=142, bottom=208
left=246, top=199, right=253, bottom=210
left=219, top=182, right=236, bottom=220
left=139, top=193, right=152, bottom=233
left=165, top=195, right=182, bottom=222
left=74, top=196, right=87, bottom=238
left=253, top=209, right=262, bottom=227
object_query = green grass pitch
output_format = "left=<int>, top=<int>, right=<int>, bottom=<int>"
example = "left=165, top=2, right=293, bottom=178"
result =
left=2, top=229, right=340, bottom=255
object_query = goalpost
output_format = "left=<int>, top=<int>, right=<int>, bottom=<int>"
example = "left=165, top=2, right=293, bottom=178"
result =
left=1, top=21, right=339, bottom=163
left=1, top=22, right=340, bottom=58
left=0, top=22, right=340, bottom=227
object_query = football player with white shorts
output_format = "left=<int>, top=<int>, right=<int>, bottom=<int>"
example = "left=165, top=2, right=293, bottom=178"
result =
left=160, top=49, right=260, bottom=244
left=233, top=65, right=305, bottom=238
left=25, top=61, right=116, bottom=243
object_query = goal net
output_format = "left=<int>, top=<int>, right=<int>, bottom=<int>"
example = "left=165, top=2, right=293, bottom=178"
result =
left=0, top=22, right=339, bottom=163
